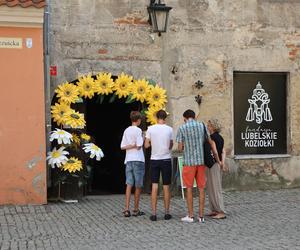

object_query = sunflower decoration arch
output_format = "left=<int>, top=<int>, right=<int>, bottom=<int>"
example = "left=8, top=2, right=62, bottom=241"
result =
left=47, top=72, right=168, bottom=178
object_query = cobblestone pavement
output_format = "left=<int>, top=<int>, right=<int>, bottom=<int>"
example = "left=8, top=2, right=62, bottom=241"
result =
left=0, top=188, right=300, bottom=250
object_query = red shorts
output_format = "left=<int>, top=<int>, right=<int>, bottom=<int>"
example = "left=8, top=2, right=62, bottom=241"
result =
left=182, top=165, right=206, bottom=188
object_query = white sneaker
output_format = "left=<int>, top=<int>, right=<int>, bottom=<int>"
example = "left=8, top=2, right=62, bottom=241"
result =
left=198, top=217, right=205, bottom=223
left=181, top=216, right=194, bottom=223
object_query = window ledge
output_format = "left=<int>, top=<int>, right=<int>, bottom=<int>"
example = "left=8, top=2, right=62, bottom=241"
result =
left=234, top=154, right=291, bottom=160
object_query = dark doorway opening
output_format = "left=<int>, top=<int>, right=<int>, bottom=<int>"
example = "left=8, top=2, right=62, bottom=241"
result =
left=86, top=96, right=140, bottom=194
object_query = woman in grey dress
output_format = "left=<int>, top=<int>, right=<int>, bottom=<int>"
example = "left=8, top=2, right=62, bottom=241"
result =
left=206, top=119, right=226, bottom=219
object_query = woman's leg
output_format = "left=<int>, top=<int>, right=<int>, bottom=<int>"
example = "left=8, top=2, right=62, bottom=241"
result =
left=206, top=165, right=217, bottom=214
left=208, top=163, right=225, bottom=214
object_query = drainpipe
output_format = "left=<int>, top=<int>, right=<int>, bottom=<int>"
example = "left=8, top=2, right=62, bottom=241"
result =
left=44, top=0, right=51, bottom=188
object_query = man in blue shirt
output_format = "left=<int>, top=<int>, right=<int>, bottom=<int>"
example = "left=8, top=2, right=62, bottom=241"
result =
left=176, top=109, right=221, bottom=223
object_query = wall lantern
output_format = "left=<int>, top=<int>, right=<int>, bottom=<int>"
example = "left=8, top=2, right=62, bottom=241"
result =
left=147, top=0, right=172, bottom=36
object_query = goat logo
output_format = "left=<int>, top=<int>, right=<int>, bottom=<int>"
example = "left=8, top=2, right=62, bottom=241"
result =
left=246, top=82, right=272, bottom=124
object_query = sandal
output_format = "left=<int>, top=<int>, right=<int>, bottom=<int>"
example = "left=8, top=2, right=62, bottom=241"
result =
left=123, top=210, right=131, bottom=217
left=212, top=213, right=226, bottom=219
left=132, top=209, right=145, bottom=216
left=207, top=212, right=218, bottom=217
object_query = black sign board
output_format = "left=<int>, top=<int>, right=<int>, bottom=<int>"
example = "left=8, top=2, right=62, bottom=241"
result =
left=234, top=72, right=287, bottom=155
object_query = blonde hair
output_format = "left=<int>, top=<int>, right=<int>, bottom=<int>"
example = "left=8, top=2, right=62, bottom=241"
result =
left=209, top=118, right=222, bottom=133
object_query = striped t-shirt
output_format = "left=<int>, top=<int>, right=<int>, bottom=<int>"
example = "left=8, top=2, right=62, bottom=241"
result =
left=176, top=119, right=209, bottom=166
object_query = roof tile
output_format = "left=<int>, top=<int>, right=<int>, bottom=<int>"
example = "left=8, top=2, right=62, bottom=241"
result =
left=0, top=0, right=46, bottom=8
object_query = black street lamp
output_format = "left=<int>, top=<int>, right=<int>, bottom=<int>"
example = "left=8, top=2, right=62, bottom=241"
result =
left=147, top=0, right=172, bottom=36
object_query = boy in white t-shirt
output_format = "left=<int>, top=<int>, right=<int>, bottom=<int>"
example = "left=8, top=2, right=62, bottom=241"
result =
left=120, top=111, right=145, bottom=217
left=145, top=110, right=173, bottom=221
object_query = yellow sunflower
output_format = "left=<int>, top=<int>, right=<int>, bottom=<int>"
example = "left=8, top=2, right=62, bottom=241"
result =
left=146, top=85, right=167, bottom=108
left=62, top=157, right=83, bottom=173
left=77, top=75, right=95, bottom=99
left=55, top=82, right=79, bottom=104
left=51, top=102, right=72, bottom=126
left=113, top=72, right=133, bottom=98
left=145, top=106, right=161, bottom=125
left=63, top=110, right=86, bottom=129
left=131, top=79, right=151, bottom=103
left=80, top=133, right=91, bottom=142
left=71, top=133, right=81, bottom=145
left=94, top=72, right=114, bottom=95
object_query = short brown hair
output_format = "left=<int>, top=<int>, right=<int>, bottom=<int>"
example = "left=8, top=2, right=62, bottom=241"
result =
left=156, top=109, right=167, bottom=120
left=130, top=111, right=142, bottom=122
left=183, top=109, right=195, bottom=119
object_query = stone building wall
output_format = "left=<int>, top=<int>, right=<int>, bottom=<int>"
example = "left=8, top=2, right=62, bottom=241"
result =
left=49, top=0, right=300, bottom=190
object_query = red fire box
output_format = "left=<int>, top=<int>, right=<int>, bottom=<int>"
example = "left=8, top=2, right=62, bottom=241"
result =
left=50, top=65, right=57, bottom=76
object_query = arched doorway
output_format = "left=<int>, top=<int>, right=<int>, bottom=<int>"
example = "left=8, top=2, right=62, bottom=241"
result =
left=85, top=96, right=140, bottom=194
left=49, top=72, right=167, bottom=198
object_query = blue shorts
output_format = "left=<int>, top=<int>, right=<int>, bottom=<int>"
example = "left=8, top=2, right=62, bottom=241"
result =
left=125, top=161, right=145, bottom=188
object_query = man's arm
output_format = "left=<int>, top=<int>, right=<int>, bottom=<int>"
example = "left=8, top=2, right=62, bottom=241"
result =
left=144, top=128, right=151, bottom=149
left=144, top=138, right=151, bottom=149
left=178, top=142, right=184, bottom=151
left=176, top=127, right=184, bottom=151
left=121, top=144, right=137, bottom=150
left=169, top=140, right=174, bottom=150
left=120, top=132, right=139, bottom=150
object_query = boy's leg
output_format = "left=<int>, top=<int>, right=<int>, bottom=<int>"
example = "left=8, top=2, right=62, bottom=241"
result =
left=151, top=184, right=159, bottom=215
left=161, top=159, right=172, bottom=215
left=150, top=160, right=160, bottom=216
left=163, top=185, right=170, bottom=214
left=125, top=184, right=132, bottom=211
left=132, top=161, right=145, bottom=214
left=124, top=162, right=134, bottom=211
left=134, top=187, right=142, bottom=211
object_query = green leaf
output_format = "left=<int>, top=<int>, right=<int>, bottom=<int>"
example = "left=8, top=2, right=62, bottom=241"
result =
left=100, top=95, right=105, bottom=104
left=109, top=94, right=117, bottom=103
left=71, top=174, right=80, bottom=178
left=96, top=95, right=101, bottom=103
left=125, top=94, right=135, bottom=104
left=78, top=180, right=83, bottom=188
left=147, top=79, right=156, bottom=86
left=140, top=108, right=147, bottom=115
left=76, top=97, right=84, bottom=103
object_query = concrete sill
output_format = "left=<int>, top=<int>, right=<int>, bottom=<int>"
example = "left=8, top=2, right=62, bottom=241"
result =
left=234, top=154, right=291, bottom=160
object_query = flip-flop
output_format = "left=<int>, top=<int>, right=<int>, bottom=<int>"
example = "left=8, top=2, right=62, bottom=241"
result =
left=123, top=210, right=131, bottom=217
left=132, top=210, right=145, bottom=216
left=207, top=212, right=218, bottom=217
left=212, top=214, right=226, bottom=219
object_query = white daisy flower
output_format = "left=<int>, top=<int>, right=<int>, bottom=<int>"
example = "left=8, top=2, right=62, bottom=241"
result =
left=46, top=147, right=69, bottom=168
left=83, top=143, right=104, bottom=161
left=50, top=128, right=73, bottom=144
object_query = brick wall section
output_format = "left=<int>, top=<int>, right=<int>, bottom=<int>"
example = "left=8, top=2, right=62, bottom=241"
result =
left=285, top=33, right=300, bottom=61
